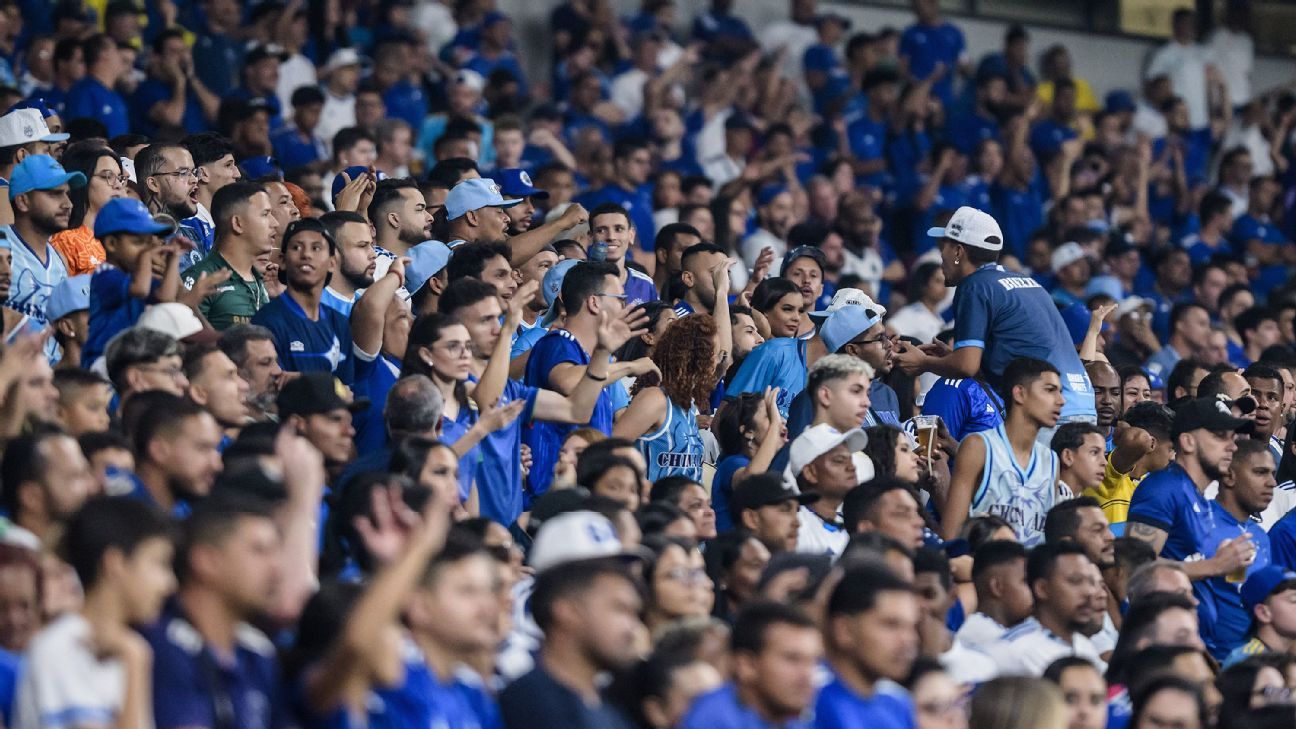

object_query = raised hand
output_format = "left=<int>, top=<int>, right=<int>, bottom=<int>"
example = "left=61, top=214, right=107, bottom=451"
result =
left=352, top=485, right=420, bottom=567
left=710, top=257, right=731, bottom=301
left=558, top=203, right=589, bottom=229
left=630, top=357, right=661, bottom=380
left=750, top=247, right=775, bottom=285
left=597, top=307, right=648, bottom=352
left=509, top=280, right=540, bottom=326
left=480, top=398, right=526, bottom=431
left=178, top=268, right=233, bottom=308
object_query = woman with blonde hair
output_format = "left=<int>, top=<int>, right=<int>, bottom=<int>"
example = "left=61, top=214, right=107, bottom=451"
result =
left=969, top=676, right=1067, bottom=729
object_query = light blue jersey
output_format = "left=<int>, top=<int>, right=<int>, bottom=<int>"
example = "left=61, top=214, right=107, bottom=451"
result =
left=4, top=226, right=67, bottom=324
left=638, top=390, right=704, bottom=481
left=971, top=422, right=1060, bottom=547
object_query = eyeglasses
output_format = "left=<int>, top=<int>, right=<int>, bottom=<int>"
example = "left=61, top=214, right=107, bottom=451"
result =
left=661, top=567, right=709, bottom=586
left=155, top=168, right=199, bottom=179
left=917, top=696, right=969, bottom=716
left=437, top=341, right=470, bottom=357
left=849, top=335, right=889, bottom=347
left=1252, top=685, right=1293, bottom=703
left=594, top=293, right=627, bottom=301
left=93, top=171, right=129, bottom=186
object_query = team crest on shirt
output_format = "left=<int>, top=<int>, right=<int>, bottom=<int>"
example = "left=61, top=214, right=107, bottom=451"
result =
left=290, top=341, right=304, bottom=352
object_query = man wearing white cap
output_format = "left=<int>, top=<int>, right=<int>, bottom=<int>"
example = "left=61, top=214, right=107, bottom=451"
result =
left=317, top=49, right=363, bottom=155
left=895, top=206, right=1096, bottom=427
left=790, top=424, right=868, bottom=557
left=1050, top=241, right=1091, bottom=309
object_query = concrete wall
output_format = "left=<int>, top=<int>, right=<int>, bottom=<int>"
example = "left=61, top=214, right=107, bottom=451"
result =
left=498, top=0, right=1295, bottom=102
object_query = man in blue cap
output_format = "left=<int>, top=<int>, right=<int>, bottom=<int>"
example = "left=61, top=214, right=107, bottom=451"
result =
left=443, top=177, right=520, bottom=249
left=4, top=154, right=83, bottom=335
left=403, top=238, right=452, bottom=316
left=493, top=168, right=549, bottom=236
left=1223, top=565, right=1296, bottom=667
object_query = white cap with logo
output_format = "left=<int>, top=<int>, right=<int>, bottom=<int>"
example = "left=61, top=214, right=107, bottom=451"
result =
left=528, top=511, right=649, bottom=573
left=789, top=424, right=870, bottom=475
left=927, top=206, right=1003, bottom=251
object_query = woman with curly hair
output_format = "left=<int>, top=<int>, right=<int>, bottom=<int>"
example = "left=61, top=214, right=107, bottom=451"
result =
left=614, top=314, right=717, bottom=481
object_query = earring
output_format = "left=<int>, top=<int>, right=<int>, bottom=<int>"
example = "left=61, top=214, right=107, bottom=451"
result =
left=954, top=258, right=960, bottom=265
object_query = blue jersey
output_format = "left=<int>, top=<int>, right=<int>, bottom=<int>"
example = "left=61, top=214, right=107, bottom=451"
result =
left=638, top=390, right=704, bottom=482
left=320, top=287, right=355, bottom=318
left=351, top=350, right=401, bottom=455
left=682, top=683, right=810, bottom=729
left=441, top=397, right=479, bottom=503
left=1271, top=501, right=1296, bottom=571
left=251, top=293, right=355, bottom=384
left=523, top=329, right=616, bottom=496
left=713, top=454, right=750, bottom=533
left=139, top=603, right=282, bottom=729
left=65, top=77, right=129, bottom=137
left=1231, top=213, right=1289, bottom=296
left=728, top=338, right=807, bottom=417
left=84, top=264, right=151, bottom=365
left=4, top=226, right=67, bottom=324
left=1197, top=500, right=1270, bottom=659
left=500, top=665, right=634, bottom=729
left=814, top=676, right=916, bottom=729
left=951, top=263, right=1095, bottom=421
left=922, top=377, right=1003, bottom=442
left=898, top=21, right=965, bottom=104
left=1128, top=463, right=1215, bottom=565
left=470, top=376, right=539, bottom=526
left=624, top=267, right=659, bottom=308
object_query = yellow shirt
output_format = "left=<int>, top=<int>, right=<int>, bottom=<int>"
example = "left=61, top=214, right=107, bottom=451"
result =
left=1083, top=454, right=1142, bottom=535
left=1038, top=77, right=1101, bottom=114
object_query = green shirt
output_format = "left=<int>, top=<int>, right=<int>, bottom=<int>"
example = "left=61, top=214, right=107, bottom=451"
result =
left=182, top=251, right=268, bottom=331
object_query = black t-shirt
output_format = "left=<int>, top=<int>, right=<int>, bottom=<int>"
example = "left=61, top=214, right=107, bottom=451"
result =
left=499, top=664, right=634, bottom=729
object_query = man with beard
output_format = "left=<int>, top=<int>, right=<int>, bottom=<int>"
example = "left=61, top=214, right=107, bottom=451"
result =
left=182, top=182, right=278, bottom=331
left=1127, top=398, right=1257, bottom=587
left=987, top=542, right=1106, bottom=675
left=182, top=343, right=250, bottom=447
left=179, top=132, right=242, bottom=266
left=140, top=495, right=282, bottom=729
left=1199, top=439, right=1275, bottom=659
left=674, top=242, right=729, bottom=318
left=494, top=168, right=548, bottom=235
left=654, top=223, right=703, bottom=297
left=4, top=155, right=82, bottom=329
left=741, top=184, right=794, bottom=268
left=514, top=244, right=557, bottom=330
left=136, top=143, right=202, bottom=249
left=130, top=393, right=223, bottom=514
left=500, top=557, right=643, bottom=729
left=252, top=218, right=354, bottom=383
left=218, top=324, right=285, bottom=422
left=369, top=177, right=433, bottom=264
left=1087, top=360, right=1120, bottom=437
left=319, top=210, right=376, bottom=317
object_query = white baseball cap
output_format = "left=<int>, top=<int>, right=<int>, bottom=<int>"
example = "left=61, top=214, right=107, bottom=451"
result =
left=927, top=206, right=1003, bottom=251
left=809, top=287, right=887, bottom=321
left=1051, top=242, right=1088, bottom=273
left=789, top=424, right=869, bottom=475
left=528, top=511, right=648, bottom=573
left=137, top=303, right=211, bottom=342
left=0, top=108, right=68, bottom=147
left=1116, top=295, right=1153, bottom=318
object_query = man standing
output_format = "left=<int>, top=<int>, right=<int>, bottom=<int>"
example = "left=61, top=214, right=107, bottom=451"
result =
left=130, top=394, right=223, bottom=514
left=251, top=218, right=354, bottom=383
left=673, top=242, right=728, bottom=318
left=895, top=206, right=1095, bottom=425
left=815, top=566, right=920, bottom=728
left=589, top=203, right=658, bottom=307
left=683, top=601, right=821, bottom=729
left=217, top=324, right=284, bottom=422
left=955, top=539, right=1033, bottom=651
left=0, top=431, right=95, bottom=548
left=494, top=168, right=549, bottom=236
left=987, top=542, right=1105, bottom=676
left=135, top=143, right=203, bottom=251
left=319, top=210, right=376, bottom=317
left=946, top=358, right=1063, bottom=544
left=182, top=182, right=277, bottom=331
left=731, top=473, right=816, bottom=555
left=368, top=178, right=434, bottom=260
left=182, top=343, right=250, bottom=445
left=1126, top=398, right=1257, bottom=609
left=5, top=154, right=81, bottom=332
left=1198, top=439, right=1275, bottom=659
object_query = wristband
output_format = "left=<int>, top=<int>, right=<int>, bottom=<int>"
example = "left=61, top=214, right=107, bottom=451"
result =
left=585, top=371, right=608, bottom=382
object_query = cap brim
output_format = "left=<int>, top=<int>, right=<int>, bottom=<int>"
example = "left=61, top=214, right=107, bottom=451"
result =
left=40, top=132, right=69, bottom=142
left=494, top=198, right=524, bottom=209
left=927, top=226, right=948, bottom=238
left=539, top=306, right=560, bottom=328
left=808, top=310, right=832, bottom=321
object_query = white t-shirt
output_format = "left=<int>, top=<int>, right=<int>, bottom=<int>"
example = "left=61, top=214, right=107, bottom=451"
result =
left=955, top=611, right=1009, bottom=652
left=15, top=613, right=127, bottom=729
left=610, top=68, right=651, bottom=120
left=1146, top=41, right=1214, bottom=130
left=1208, top=27, right=1253, bottom=106
left=277, top=53, right=318, bottom=114
left=986, top=617, right=1107, bottom=677
left=888, top=302, right=946, bottom=344
left=796, top=505, right=849, bottom=558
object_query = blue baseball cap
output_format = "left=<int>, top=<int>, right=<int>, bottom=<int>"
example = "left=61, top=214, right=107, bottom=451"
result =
left=330, top=166, right=386, bottom=205
left=445, top=178, right=521, bottom=221
left=492, top=168, right=549, bottom=200
left=46, top=274, right=91, bottom=322
left=1142, top=367, right=1165, bottom=391
left=94, top=198, right=178, bottom=238
left=10, top=154, right=84, bottom=199
left=540, top=258, right=581, bottom=328
left=756, top=183, right=788, bottom=208
left=821, top=304, right=884, bottom=354
left=1105, top=90, right=1137, bottom=114
left=1242, top=566, right=1296, bottom=612
left=404, top=240, right=453, bottom=296
left=240, top=156, right=281, bottom=181
left=7, top=99, right=58, bottom=120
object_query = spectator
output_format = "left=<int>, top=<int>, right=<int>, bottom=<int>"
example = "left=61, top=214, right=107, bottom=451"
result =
left=1224, top=565, right=1296, bottom=667
left=731, top=473, right=813, bottom=555
left=787, top=425, right=866, bottom=556
left=64, top=35, right=128, bottom=138
left=956, top=539, right=1032, bottom=651
left=182, top=182, right=275, bottom=331
left=1146, top=9, right=1216, bottom=134
left=0, top=430, right=94, bottom=548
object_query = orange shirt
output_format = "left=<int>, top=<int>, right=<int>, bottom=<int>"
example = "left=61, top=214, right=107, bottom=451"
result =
left=50, top=225, right=106, bottom=276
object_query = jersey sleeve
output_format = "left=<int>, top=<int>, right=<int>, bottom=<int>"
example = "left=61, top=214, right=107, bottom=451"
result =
left=526, top=336, right=580, bottom=389
left=921, top=381, right=970, bottom=440
left=952, top=280, right=992, bottom=350
left=1127, top=477, right=1180, bottom=533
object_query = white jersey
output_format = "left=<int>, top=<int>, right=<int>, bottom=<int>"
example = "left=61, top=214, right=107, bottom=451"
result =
left=796, top=505, right=848, bottom=558
left=986, top=617, right=1107, bottom=677
left=971, top=423, right=1060, bottom=547
left=14, top=613, right=125, bottom=729
left=4, top=225, right=67, bottom=323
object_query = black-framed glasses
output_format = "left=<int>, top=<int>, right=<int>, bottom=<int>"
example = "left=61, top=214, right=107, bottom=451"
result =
left=155, top=167, right=199, bottom=179
left=849, top=335, right=889, bottom=347
left=594, top=292, right=627, bottom=301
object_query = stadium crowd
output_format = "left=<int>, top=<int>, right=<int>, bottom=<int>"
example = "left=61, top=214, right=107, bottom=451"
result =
left=0, top=0, right=1291, bottom=727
